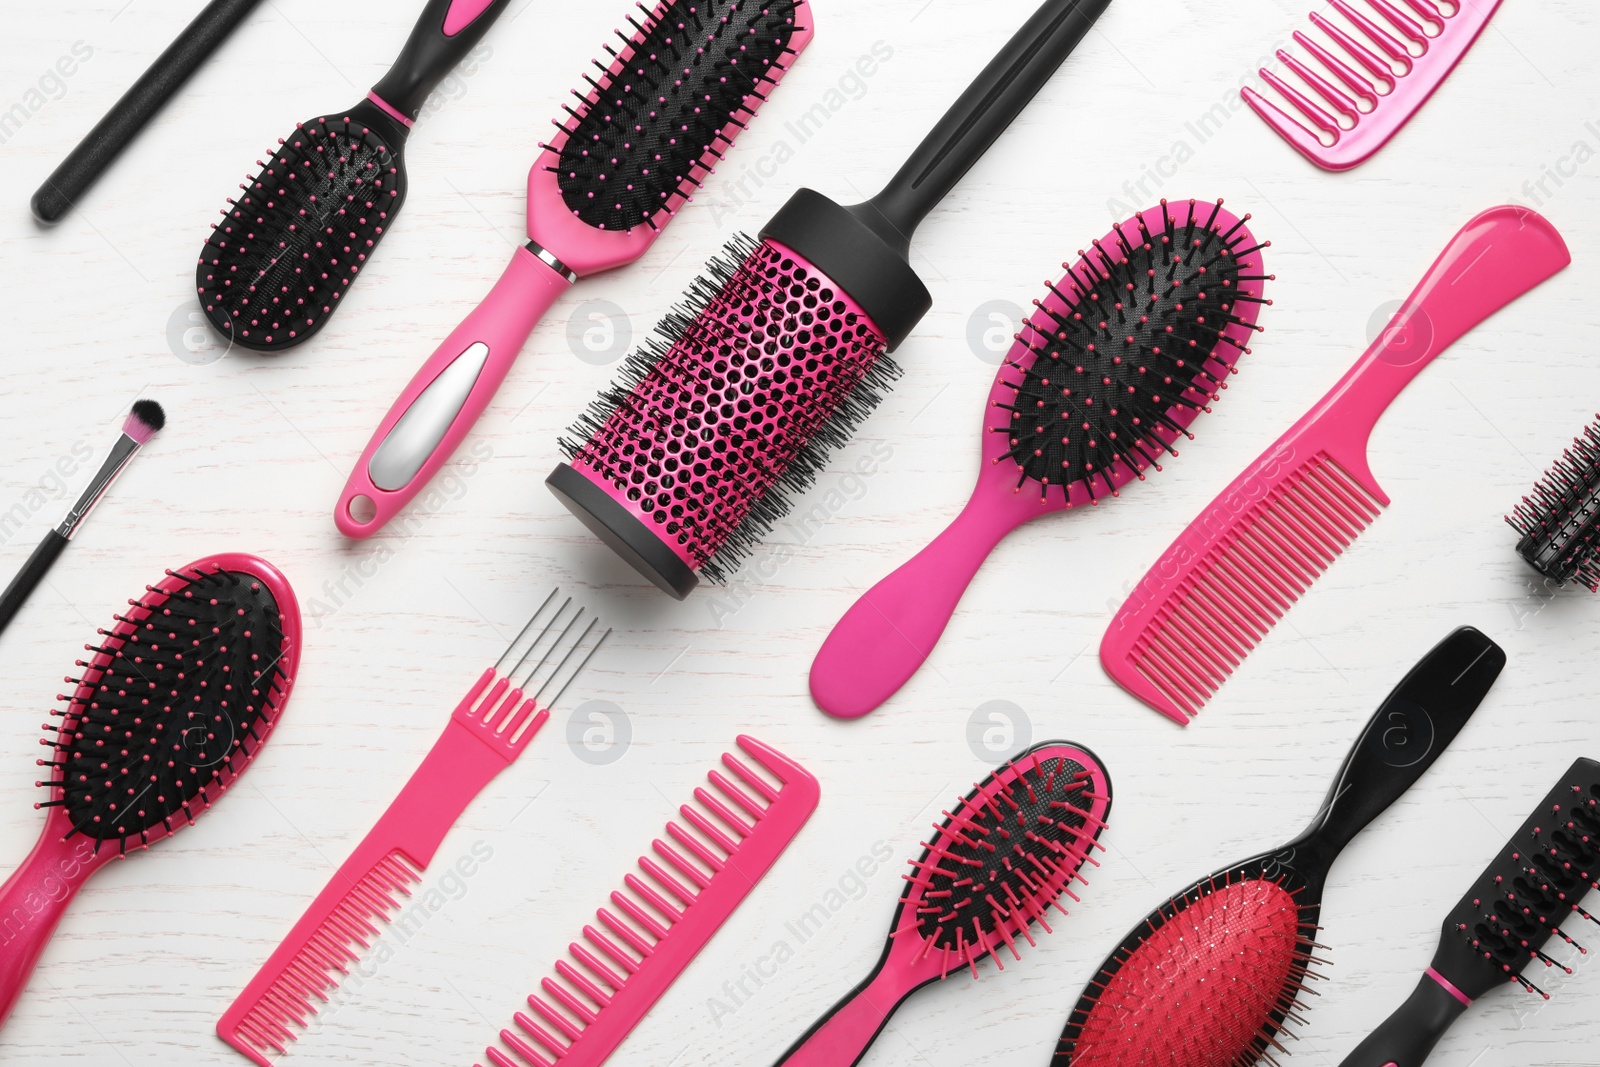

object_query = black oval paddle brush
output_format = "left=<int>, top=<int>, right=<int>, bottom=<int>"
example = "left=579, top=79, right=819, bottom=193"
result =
left=196, top=0, right=510, bottom=351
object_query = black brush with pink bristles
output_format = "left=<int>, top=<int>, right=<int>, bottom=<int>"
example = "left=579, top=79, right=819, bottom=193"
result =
left=0, top=399, right=165, bottom=643
left=1337, top=757, right=1600, bottom=1067
left=195, top=0, right=510, bottom=351
left=773, top=741, right=1112, bottom=1066
left=1508, top=415, right=1600, bottom=591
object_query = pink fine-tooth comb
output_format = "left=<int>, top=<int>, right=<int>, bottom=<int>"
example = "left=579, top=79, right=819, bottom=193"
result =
left=477, top=736, right=819, bottom=1067
left=217, top=590, right=609, bottom=1065
left=1101, top=206, right=1569, bottom=725
left=334, top=0, right=811, bottom=539
left=1242, top=0, right=1502, bottom=171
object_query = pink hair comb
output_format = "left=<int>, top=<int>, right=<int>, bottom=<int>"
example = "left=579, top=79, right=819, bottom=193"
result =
left=1100, top=206, right=1568, bottom=724
left=1242, top=0, right=1502, bottom=171
left=477, top=736, right=818, bottom=1067
left=217, top=590, right=608, bottom=1065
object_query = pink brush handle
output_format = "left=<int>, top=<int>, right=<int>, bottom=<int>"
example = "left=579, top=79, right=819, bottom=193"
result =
left=0, top=833, right=96, bottom=1027
left=775, top=966, right=905, bottom=1067
left=811, top=492, right=1019, bottom=719
left=1294, top=205, right=1570, bottom=501
left=336, top=247, right=573, bottom=538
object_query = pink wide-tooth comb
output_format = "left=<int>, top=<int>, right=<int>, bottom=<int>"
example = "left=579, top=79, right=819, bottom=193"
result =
left=476, top=735, right=819, bottom=1067
left=217, top=591, right=608, bottom=1065
left=334, top=0, right=812, bottom=539
left=1101, top=206, right=1569, bottom=725
left=809, top=201, right=1270, bottom=720
left=1242, top=0, right=1502, bottom=171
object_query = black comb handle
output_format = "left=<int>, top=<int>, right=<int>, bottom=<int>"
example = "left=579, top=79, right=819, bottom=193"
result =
left=856, top=0, right=1112, bottom=248
left=31, top=0, right=264, bottom=223
left=1294, top=627, right=1505, bottom=868
left=370, top=0, right=511, bottom=123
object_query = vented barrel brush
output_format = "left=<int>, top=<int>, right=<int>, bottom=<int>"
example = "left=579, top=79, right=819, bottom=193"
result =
left=1507, top=414, right=1600, bottom=591
left=549, top=0, right=1114, bottom=598
left=196, top=0, right=510, bottom=350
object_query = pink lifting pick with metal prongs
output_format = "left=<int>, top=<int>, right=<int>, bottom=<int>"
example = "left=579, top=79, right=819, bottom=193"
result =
left=1242, top=0, right=1502, bottom=171
left=478, top=736, right=819, bottom=1067
left=217, top=590, right=609, bottom=1066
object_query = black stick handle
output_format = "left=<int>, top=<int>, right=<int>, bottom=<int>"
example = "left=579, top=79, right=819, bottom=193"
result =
left=369, top=0, right=513, bottom=123
left=1296, top=627, right=1505, bottom=865
left=30, top=0, right=265, bottom=224
left=866, top=0, right=1113, bottom=238
left=0, top=531, right=69, bottom=640
left=1336, top=974, right=1468, bottom=1067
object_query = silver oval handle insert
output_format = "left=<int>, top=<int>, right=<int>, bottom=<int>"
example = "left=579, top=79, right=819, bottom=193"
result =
left=368, top=342, right=490, bottom=491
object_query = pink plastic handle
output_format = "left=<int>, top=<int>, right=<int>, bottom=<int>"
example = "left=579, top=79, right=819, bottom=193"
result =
left=811, top=496, right=1020, bottom=719
left=1283, top=205, right=1569, bottom=501
left=0, top=834, right=96, bottom=1028
left=336, top=247, right=572, bottom=538
left=775, top=967, right=902, bottom=1066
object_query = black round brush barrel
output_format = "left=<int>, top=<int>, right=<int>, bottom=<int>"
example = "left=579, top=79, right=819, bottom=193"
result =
left=31, top=0, right=264, bottom=224
left=763, top=0, right=1112, bottom=350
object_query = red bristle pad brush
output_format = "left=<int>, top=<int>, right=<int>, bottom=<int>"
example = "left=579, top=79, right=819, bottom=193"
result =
left=196, top=0, right=511, bottom=351
left=1507, top=414, right=1600, bottom=591
left=1055, top=627, right=1504, bottom=1067
left=808, top=198, right=1271, bottom=720
left=0, top=554, right=301, bottom=1029
left=1336, top=757, right=1600, bottom=1067
left=774, top=742, right=1112, bottom=1066
left=549, top=0, right=1114, bottom=600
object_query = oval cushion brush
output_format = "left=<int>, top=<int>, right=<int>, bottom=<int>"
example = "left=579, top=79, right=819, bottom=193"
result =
left=1101, top=205, right=1570, bottom=725
left=0, top=553, right=301, bottom=1029
left=1242, top=0, right=1502, bottom=172
left=195, top=0, right=511, bottom=351
left=1507, top=414, right=1600, bottom=591
left=217, top=590, right=607, bottom=1066
left=1053, top=626, right=1504, bottom=1067
left=333, top=0, right=812, bottom=539
left=810, top=199, right=1271, bottom=720
left=476, top=736, right=819, bottom=1067
left=1337, top=756, right=1600, bottom=1067
left=549, top=0, right=1114, bottom=599
left=775, top=740, right=1112, bottom=1067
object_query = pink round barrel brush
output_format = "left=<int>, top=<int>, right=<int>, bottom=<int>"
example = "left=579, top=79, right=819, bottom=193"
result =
left=549, top=0, right=1115, bottom=599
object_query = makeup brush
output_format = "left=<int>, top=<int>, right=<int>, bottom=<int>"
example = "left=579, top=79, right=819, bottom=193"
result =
left=0, top=400, right=166, bottom=639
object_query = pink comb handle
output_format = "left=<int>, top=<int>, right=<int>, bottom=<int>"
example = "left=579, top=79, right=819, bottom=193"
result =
left=1101, top=206, right=1570, bottom=724
left=217, top=668, right=551, bottom=1065
left=336, top=247, right=572, bottom=539
left=1243, top=0, right=1503, bottom=170
left=478, top=737, right=818, bottom=1067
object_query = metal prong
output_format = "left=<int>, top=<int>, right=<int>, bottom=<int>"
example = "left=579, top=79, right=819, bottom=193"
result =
left=493, top=588, right=561, bottom=675
left=532, top=619, right=599, bottom=704
left=513, top=604, right=585, bottom=691
left=543, top=627, right=610, bottom=710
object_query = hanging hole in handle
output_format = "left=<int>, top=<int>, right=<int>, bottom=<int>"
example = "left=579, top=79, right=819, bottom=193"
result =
left=347, top=494, right=378, bottom=525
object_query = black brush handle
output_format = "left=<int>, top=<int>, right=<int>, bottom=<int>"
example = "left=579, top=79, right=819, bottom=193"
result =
left=0, top=531, right=68, bottom=639
left=866, top=0, right=1112, bottom=239
left=31, top=0, right=264, bottom=223
left=370, top=0, right=512, bottom=123
left=1295, top=627, right=1505, bottom=866
left=1336, top=974, right=1468, bottom=1067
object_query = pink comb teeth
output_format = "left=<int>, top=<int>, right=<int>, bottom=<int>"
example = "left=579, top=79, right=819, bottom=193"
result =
left=1242, top=0, right=1502, bottom=170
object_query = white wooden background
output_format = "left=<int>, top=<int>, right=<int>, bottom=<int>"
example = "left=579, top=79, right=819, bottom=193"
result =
left=2, top=1, right=1598, bottom=1064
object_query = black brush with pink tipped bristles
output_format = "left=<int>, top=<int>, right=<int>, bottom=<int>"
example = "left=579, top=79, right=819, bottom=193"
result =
left=1508, top=414, right=1600, bottom=591
left=1338, top=757, right=1600, bottom=1067
left=0, top=399, right=165, bottom=642
left=774, top=741, right=1112, bottom=1066
left=195, top=0, right=510, bottom=351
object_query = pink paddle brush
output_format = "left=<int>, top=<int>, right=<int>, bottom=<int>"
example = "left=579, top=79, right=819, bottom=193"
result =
left=775, top=741, right=1111, bottom=1067
left=1100, top=206, right=1570, bottom=725
left=809, top=200, right=1270, bottom=720
left=334, top=0, right=811, bottom=538
left=1055, top=627, right=1503, bottom=1067
left=0, top=554, right=301, bottom=1029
